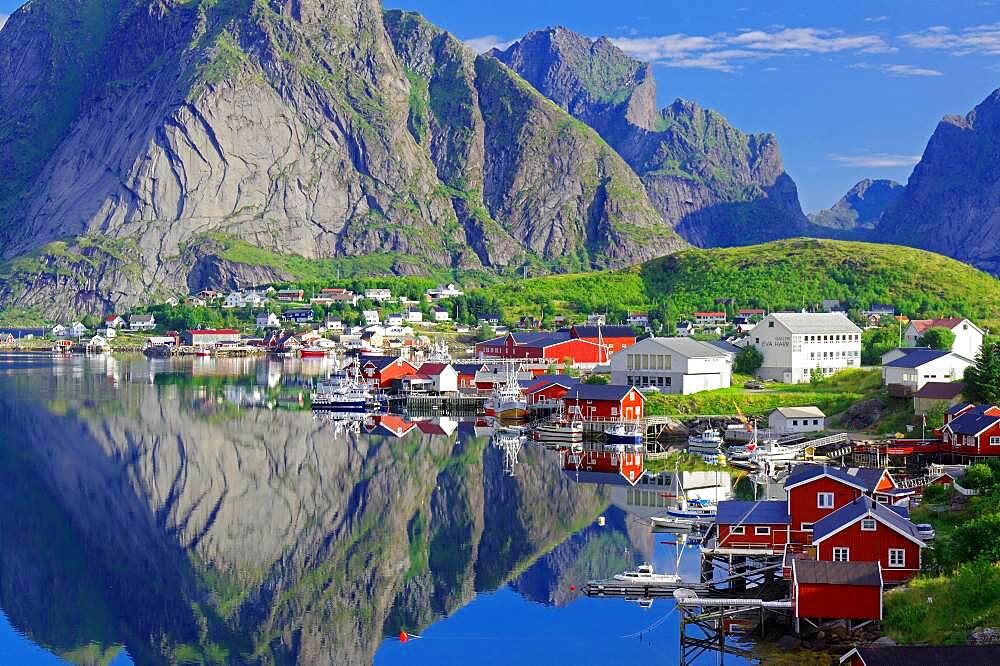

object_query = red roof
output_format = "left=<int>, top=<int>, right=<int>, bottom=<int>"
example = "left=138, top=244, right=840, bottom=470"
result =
left=739, top=308, right=766, bottom=315
left=694, top=311, right=726, bottom=317
left=418, top=362, right=451, bottom=376
left=910, top=318, right=965, bottom=333
left=188, top=329, right=240, bottom=335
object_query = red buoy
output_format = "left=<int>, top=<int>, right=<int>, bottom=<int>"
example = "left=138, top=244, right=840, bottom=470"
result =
left=569, top=584, right=576, bottom=591
left=399, top=631, right=408, bottom=643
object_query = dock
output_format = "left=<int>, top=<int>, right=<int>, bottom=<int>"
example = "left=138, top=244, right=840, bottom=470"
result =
left=585, top=579, right=709, bottom=598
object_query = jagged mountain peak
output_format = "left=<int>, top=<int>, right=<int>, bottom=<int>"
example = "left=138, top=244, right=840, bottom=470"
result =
left=809, top=178, right=902, bottom=232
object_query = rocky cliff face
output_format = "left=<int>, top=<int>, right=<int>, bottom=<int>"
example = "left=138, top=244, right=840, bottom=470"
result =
left=0, top=1, right=685, bottom=315
left=873, top=88, right=1000, bottom=275
left=492, top=27, right=810, bottom=247
left=809, top=178, right=903, bottom=231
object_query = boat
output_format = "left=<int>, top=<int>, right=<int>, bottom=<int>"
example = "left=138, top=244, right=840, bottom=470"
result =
left=665, top=497, right=717, bottom=523
left=485, top=364, right=527, bottom=420
left=687, top=427, right=724, bottom=455
left=311, top=368, right=374, bottom=412
left=613, top=563, right=681, bottom=585
left=299, top=346, right=332, bottom=359
left=605, top=421, right=644, bottom=450
left=650, top=516, right=695, bottom=531
left=196, top=347, right=212, bottom=357
left=533, top=417, right=584, bottom=443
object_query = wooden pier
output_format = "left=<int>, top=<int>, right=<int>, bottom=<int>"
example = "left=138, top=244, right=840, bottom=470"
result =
left=585, top=579, right=709, bottom=598
left=385, top=394, right=488, bottom=415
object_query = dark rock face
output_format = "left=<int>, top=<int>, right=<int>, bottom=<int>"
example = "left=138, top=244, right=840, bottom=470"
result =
left=492, top=27, right=810, bottom=247
left=0, top=1, right=685, bottom=314
left=809, top=179, right=903, bottom=231
left=874, top=88, right=1000, bottom=275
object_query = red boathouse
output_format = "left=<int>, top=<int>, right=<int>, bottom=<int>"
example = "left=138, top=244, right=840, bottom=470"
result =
left=793, top=560, right=882, bottom=626
left=562, top=384, right=645, bottom=420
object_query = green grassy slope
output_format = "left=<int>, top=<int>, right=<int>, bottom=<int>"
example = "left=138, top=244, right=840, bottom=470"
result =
left=481, top=238, right=1000, bottom=325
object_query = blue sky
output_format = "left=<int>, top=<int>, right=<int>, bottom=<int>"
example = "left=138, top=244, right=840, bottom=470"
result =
left=2, top=1, right=999, bottom=211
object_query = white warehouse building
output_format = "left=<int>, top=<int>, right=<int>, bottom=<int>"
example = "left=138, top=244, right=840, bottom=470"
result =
left=610, top=337, right=732, bottom=394
left=749, top=312, right=863, bottom=384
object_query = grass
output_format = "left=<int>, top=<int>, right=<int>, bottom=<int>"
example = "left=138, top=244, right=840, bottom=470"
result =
left=885, top=560, right=1000, bottom=645
left=645, top=369, right=882, bottom=418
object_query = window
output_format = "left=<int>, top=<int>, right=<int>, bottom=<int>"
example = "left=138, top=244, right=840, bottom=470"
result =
left=991, top=436, right=1000, bottom=446
left=813, top=419, right=820, bottom=426
left=889, top=549, right=906, bottom=568
left=832, top=547, right=850, bottom=562
left=861, top=518, right=877, bottom=531
left=730, top=525, right=745, bottom=535
left=800, top=522, right=814, bottom=532
left=754, top=526, right=771, bottom=536
left=792, top=419, right=799, bottom=426
left=768, top=321, right=774, bottom=328
left=817, top=492, right=834, bottom=509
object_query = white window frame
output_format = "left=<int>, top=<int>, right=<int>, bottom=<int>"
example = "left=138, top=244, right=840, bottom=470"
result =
left=800, top=522, right=814, bottom=532
left=817, top=492, right=835, bottom=509
left=832, top=547, right=850, bottom=562
left=861, top=518, right=877, bottom=531
left=990, top=436, right=1000, bottom=447
left=888, top=548, right=906, bottom=568
left=730, top=525, right=746, bottom=536
left=754, top=526, right=771, bottom=536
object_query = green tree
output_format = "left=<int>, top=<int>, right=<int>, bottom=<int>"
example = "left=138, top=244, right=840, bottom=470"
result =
left=734, top=346, right=764, bottom=375
left=964, top=343, right=1000, bottom=404
left=809, top=367, right=825, bottom=385
left=584, top=374, right=609, bottom=385
left=964, top=463, right=995, bottom=490
left=81, top=314, right=101, bottom=330
left=861, top=325, right=900, bottom=365
left=918, top=326, right=956, bottom=351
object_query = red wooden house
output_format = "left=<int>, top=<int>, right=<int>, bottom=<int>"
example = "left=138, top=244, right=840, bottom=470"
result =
left=360, top=355, right=418, bottom=389
left=522, top=375, right=581, bottom=406
left=812, top=496, right=925, bottom=583
left=562, top=384, right=645, bottom=420
left=792, top=560, right=882, bottom=627
left=784, top=464, right=897, bottom=543
left=562, top=449, right=645, bottom=486
left=941, top=404, right=1000, bottom=458
left=714, top=500, right=789, bottom=554
left=453, top=362, right=488, bottom=389
left=569, top=325, right=637, bottom=354
left=474, top=331, right=607, bottom=365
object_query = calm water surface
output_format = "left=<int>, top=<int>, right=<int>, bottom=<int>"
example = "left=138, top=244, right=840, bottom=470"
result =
left=0, top=354, right=752, bottom=665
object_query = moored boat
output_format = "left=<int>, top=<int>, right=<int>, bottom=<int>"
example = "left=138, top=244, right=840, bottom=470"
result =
left=533, top=418, right=584, bottom=443
left=613, top=563, right=681, bottom=585
left=687, top=428, right=724, bottom=455
left=299, top=346, right=331, bottom=359
left=665, top=498, right=717, bottom=523
left=605, top=421, right=644, bottom=450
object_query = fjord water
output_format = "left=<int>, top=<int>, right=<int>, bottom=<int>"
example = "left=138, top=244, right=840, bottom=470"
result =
left=0, top=354, right=747, bottom=665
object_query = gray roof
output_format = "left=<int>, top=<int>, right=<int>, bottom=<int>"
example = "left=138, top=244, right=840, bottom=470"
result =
left=773, top=406, right=826, bottom=418
left=793, top=559, right=881, bottom=587
left=635, top=337, right=731, bottom=359
left=763, top=312, right=861, bottom=335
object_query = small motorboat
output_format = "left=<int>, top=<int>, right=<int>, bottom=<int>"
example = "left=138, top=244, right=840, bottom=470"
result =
left=605, top=422, right=644, bottom=450
left=613, top=563, right=681, bottom=585
left=650, top=516, right=695, bottom=531
left=687, top=428, right=724, bottom=455
left=299, top=346, right=331, bottom=359
left=665, top=498, right=717, bottom=523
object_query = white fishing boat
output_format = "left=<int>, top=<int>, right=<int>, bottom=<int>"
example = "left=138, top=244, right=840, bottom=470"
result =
left=687, top=427, right=724, bottom=455
left=485, top=363, right=527, bottom=420
left=533, top=417, right=584, bottom=443
left=613, top=563, right=681, bottom=585
left=311, top=367, right=374, bottom=412
left=650, top=515, right=695, bottom=531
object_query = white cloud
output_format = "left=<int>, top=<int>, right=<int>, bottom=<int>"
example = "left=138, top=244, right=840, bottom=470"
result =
left=851, top=62, right=944, bottom=77
left=464, top=35, right=514, bottom=54
left=865, top=16, right=890, bottom=23
left=901, top=23, right=1000, bottom=55
left=828, top=152, right=922, bottom=168
left=611, top=26, right=894, bottom=73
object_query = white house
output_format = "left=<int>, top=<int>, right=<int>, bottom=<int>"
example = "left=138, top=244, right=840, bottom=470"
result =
left=586, top=313, right=607, bottom=326
left=129, top=314, right=156, bottom=331
left=768, top=406, right=826, bottom=435
left=432, top=308, right=451, bottom=322
left=627, top=312, right=650, bottom=328
left=610, top=337, right=733, bottom=394
left=223, top=292, right=245, bottom=308
left=386, top=313, right=404, bottom=327
left=693, top=311, right=727, bottom=326
left=69, top=321, right=89, bottom=338
left=100, top=326, right=117, bottom=339
left=676, top=321, right=693, bottom=337
left=364, top=288, right=393, bottom=302
left=104, top=315, right=125, bottom=329
left=324, top=318, right=344, bottom=333
left=407, top=310, right=424, bottom=324
left=50, top=324, right=68, bottom=338
left=426, top=283, right=463, bottom=300
left=86, top=335, right=109, bottom=352
left=881, top=348, right=975, bottom=397
left=256, top=312, right=280, bottom=329
left=243, top=292, right=269, bottom=308
left=903, top=318, right=984, bottom=360
left=417, top=362, right=459, bottom=393
left=362, top=310, right=381, bottom=326
left=749, top=312, right=862, bottom=384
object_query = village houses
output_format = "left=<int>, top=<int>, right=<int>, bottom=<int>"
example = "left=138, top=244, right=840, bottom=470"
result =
left=750, top=312, right=862, bottom=384
left=256, top=312, right=281, bottom=329
left=903, top=317, right=984, bottom=360
left=881, top=348, right=975, bottom=396
left=364, top=288, right=393, bottom=302
left=129, top=314, right=156, bottom=331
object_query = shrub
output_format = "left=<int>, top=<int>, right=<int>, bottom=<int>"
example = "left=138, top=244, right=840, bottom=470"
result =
left=734, top=346, right=763, bottom=375
left=964, top=463, right=995, bottom=490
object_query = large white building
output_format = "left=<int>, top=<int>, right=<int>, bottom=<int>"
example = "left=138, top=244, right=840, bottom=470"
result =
left=610, top=337, right=732, bottom=394
left=749, top=312, right=862, bottom=384
left=881, top=348, right=974, bottom=396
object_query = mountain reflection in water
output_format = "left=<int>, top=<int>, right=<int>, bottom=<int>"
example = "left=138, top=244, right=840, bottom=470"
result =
left=1, top=355, right=731, bottom=665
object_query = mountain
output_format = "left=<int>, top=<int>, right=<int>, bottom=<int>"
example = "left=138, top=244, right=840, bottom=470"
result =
left=873, top=88, right=1000, bottom=275
left=809, top=178, right=903, bottom=231
left=0, top=1, right=684, bottom=315
left=491, top=26, right=811, bottom=247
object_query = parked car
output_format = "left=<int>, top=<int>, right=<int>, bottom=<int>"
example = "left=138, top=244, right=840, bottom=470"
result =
left=744, top=380, right=765, bottom=390
left=917, top=523, right=936, bottom=540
